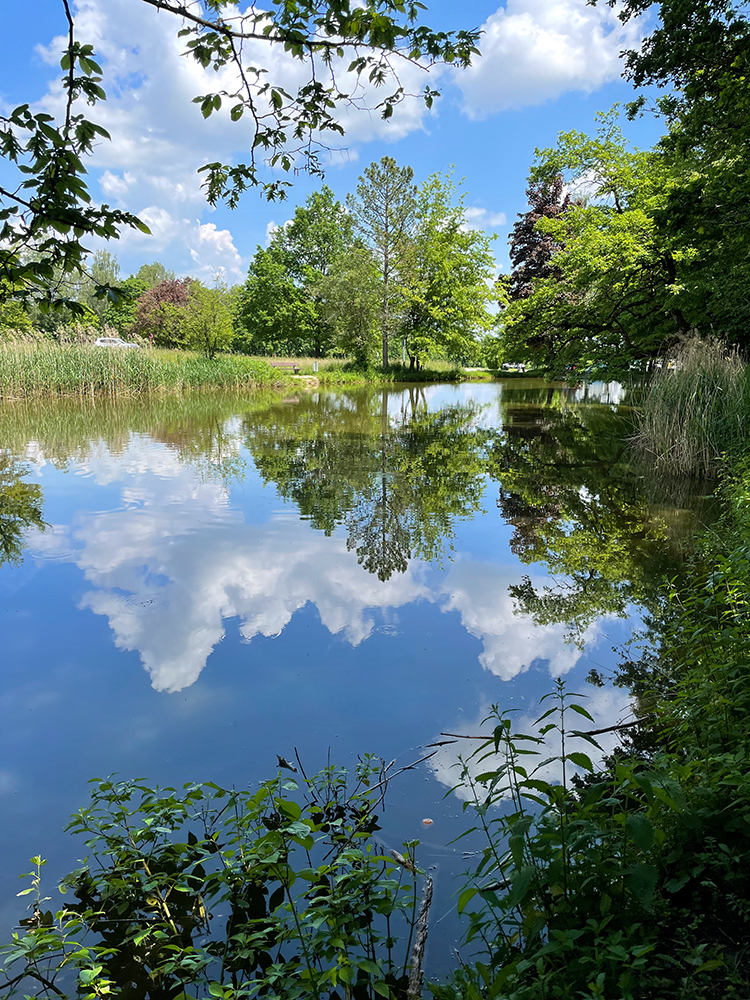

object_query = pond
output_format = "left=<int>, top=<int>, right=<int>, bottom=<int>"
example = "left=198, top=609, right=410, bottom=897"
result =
left=0, top=380, right=709, bottom=968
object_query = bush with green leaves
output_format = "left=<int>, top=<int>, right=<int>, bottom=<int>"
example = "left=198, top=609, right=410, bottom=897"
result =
left=438, top=510, right=750, bottom=998
left=1, top=759, right=430, bottom=1000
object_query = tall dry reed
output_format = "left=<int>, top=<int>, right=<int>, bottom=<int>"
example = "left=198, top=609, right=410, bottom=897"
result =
left=0, top=342, right=287, bottom=399
left=635, top=336, right=749, bottom=477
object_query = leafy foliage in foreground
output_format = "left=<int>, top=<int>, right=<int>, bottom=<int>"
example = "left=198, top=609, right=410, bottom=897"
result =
left=1, top=761, right=425, bottom=1000
left=436, top=470, right=750, bottom=999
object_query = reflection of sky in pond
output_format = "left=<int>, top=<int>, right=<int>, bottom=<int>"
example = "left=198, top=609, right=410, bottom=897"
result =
left=0, top=382, right=670, bottom=967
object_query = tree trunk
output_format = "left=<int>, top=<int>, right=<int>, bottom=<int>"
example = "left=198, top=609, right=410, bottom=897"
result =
left=382, top=291, right=389, bottom=369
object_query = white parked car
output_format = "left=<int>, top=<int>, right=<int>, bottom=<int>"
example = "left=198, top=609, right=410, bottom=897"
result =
left=94, top=337, right=141, bottom=349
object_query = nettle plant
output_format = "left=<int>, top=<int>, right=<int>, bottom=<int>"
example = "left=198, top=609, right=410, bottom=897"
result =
left=440, top=681, right=727, bottom=1000
left=1, top=758, right=428, bottom=1000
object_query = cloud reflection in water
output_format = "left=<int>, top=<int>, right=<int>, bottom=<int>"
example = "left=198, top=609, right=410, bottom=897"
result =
left=26, top=436, right=602, bottom=694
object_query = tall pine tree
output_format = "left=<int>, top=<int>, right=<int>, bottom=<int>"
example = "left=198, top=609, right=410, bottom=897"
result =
left=347, top=158, right=417, bottom=369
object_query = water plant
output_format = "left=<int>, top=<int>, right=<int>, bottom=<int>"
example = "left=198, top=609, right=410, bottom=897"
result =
left=634, top=336, right=749, bottom=477
left=0, top=343, right=288, bottom=399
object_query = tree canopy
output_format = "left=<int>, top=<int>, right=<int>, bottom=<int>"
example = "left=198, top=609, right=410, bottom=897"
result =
left=236, top=187, right=353, bottom=357
left=0, top=0, right=480, bottom=313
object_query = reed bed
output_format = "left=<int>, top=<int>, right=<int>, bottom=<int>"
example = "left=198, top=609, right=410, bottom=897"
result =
left=0, top=343, right=288, bottom=399
left=635, top=336, right=750, bottom=477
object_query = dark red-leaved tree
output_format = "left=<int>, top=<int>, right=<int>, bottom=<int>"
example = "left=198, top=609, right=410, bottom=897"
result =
left=508, top=176, right=570, bottom=300
left=131, top=278, right=193, bottom=347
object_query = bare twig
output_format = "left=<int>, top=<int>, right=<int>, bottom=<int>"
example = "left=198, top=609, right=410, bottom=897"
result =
left=435, top=717, right=652, bottom=742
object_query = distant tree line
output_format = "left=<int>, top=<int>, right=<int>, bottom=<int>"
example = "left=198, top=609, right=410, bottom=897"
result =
left=0, top=159, right=497, bottom=368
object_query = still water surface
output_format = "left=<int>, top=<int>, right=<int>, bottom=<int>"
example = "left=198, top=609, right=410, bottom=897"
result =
left=0, top=380, right=706, bottom=963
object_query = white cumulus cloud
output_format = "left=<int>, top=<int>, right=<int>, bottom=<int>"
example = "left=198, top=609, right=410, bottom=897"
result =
left=464, top=207, right=507, bottom=229
left=456, top=0, right=640, bottom=118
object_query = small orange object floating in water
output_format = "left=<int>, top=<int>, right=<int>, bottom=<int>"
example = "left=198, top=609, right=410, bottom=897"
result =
left=421, top=818, right=434, bottom=826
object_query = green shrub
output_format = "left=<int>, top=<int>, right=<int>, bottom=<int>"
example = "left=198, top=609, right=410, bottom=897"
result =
left=1, top=761, right=430, bottom=1000
left=435, top=465, right=750, bottom=999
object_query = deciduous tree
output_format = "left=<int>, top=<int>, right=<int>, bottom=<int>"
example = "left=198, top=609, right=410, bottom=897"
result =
left=499, top=111, right=681, bottom=373
left=131, top=278, right=193, bottom=347
left=400, top=172, right=495, bottom=368
left=135, top=262, right=176, bottom=290
left=184, top=283, right=234, bottom=359
left=236, top=248, right=318, bottom=356
left=237, top=187, right=354, bottom=357
left=315, top=246, right=381, bottom=366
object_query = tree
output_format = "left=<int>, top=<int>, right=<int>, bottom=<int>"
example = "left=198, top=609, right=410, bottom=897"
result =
left=616, top=0, right=750, bottom=348
left=101, top=277, right=148, bottom=335
left=135, top=262, right=176, bottom=290
left=68, top=249, right=122, bottom=321
left=347, top=158, right=417, bottom=368
left=508, top=175, right=570, bottom=300
left=236, top=247, right=318, bottom=356
left=236, top=187, right=354, bottom=357
left=315, top=246, right=381, bottom=366
left=499, top=111, right=680, bottom=373
left=131, top=278, right=193, bottom=347
left=0, top=1, right=479, bottom=311
left=399, top=172, right=495, bottom=368
left=184, top=283, right=234, bottom=359
left=0, top=280, right=33, bottom=335
left=274, top=186, right=354, bottom=284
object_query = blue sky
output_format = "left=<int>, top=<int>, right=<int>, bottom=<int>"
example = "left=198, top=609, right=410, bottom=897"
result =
left=0, top=0, right=665, bottom=284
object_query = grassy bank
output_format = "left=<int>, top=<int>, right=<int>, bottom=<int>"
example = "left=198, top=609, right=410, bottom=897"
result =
left=0, top=343, right=288, bottom=398
left=310, top=360, right=502, bottom=386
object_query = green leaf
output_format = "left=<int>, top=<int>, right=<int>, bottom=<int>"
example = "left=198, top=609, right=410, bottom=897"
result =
left=626, top=813, right=655, bottom=851
left=665, top=873, right=690, bottom=893
left=79, top=967, right=102, bottom=985
left=567, top=704, right=595, bottom=723
left=457, top=886, right=478, bottom=913
left=625, top=864, right=658, bottom=908
left=567, top=752, right=593, bottom=771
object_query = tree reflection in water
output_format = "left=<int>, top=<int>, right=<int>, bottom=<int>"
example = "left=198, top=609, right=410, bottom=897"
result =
left=242, top=388, right=491, bottom=581
left=0, top=452, right=45, bottom=568
left=489, top=383, right=711, bottom=639
left=0, top=384, right=710, bottom=632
